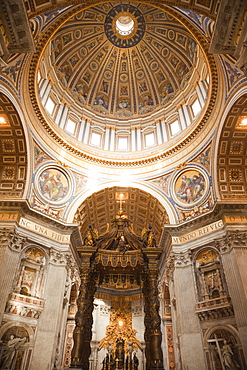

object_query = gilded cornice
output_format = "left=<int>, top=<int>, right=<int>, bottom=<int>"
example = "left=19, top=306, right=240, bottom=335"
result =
left=26, top=0, right=219, bottom=21
left=0, top=200, right=77, bottom=231
left=163, top=203, right=247, bottom=234
left=25, top=2, right=219, bottom=168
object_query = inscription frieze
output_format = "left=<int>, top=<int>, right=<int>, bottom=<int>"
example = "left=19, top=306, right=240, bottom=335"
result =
left=224, top=214, right=247, bottom=223
left=19, top=217, right=70, bottom=243
left=172, top=220, right=224, bottom=245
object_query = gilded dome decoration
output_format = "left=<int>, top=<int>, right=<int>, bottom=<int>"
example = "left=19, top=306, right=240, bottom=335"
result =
left=34, top=1, right=214, bottom=159
left=46, top=3, right=201, bottom=120
left=105, top=4, right=145, bottom=47
left=1, top=1, right=247, bottom=369
left=114, top=14, right=136, bottom=37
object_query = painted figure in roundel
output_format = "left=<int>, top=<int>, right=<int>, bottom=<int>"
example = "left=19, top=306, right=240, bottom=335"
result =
left=175, top=170, right=206, bottom=204
left=39, top=168, right=69, bottom=202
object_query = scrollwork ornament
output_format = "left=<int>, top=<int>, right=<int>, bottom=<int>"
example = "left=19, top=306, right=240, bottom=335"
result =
left=9, top=231, right=26, bottom=252
left=0, top=228, right=12, bottom=246
left=63, top=274, right=70, bottom=298
left=165, top=253, right=175, bottom=281
left=215, top=231, right=247, bottom=254
left=228, top=231, right=247, bottom=247
left=49, top=248, right=68, bottom=265
left=65, top=253, right=79, bottom=278
left=214, top=236, right=232, bottom=254
left=173, top=249, right=192, bottom=267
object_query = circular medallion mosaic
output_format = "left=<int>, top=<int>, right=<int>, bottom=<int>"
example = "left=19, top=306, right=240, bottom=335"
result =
left=104, top=4, right=145, bottom=48
left=90, top=62, right=98, bottom=71
left=37, top=167, right=70, bottom=203
left=80, top=47, right=87, bottom=56
left=136, top=70, right=144, bottom=79
left=173, top=169, right=207, bottom=206
left=74, top=30, right=81, bottom=39
left=151, top=61, right=158, bottom=71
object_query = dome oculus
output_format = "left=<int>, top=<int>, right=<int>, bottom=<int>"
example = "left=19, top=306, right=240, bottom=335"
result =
left=105, top=4, right=145, bottom=48
left=115, top=14, right=135, bottom=36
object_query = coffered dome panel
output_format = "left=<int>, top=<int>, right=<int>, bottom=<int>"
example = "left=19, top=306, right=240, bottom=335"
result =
left=33, top=1, right=214, bottom=160
left=47, top=3, right=200, bottom=119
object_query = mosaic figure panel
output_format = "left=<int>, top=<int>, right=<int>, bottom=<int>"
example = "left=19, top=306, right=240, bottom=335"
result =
left=38, top=168, right=69, bottom=202
left=174, top=170, right=206, bottom=205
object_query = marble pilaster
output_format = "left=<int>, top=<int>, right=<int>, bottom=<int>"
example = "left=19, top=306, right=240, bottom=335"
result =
left=170, top=250, right=206, bottom=370
left=0, top=229, right=26, bottom=322
left=219, top=232, right=247, bottom=360
left=30, top=249, right=71, bottom=370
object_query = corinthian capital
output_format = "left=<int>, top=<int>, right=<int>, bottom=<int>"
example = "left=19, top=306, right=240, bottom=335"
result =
left=215, top=231, right=247, bottom=253
left=173, top=249, right=192, bottom=267
left=0, top=228, right=13, bottom=246
left=9, top=231, right=26, bottom=252
left=50, top=248, right=68, bottom=266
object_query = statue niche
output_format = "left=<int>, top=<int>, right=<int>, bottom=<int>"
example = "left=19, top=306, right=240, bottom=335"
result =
left=0, top=326, right=29, bottom=370
left=195, top=248, right=226, bottom=301
left=5, top=247, right=46, bottom=319
left=205, top=328, right=245, bottom=369
left=99, top=299, right=142, bottom=370
left=14, top=247, right=46, bottom=298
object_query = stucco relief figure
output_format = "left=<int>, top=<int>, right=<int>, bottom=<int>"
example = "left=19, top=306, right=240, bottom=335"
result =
left=0, top=335, right=26, bottom=369
left=195, top=248, right=224, bottom=301
left=147, top=228, right=156, bottom=247
left=175, top=170, right=206, bottom=204
left=21, top=269, right=35, bottom=293
left=222, top=340, right=240, bottom=369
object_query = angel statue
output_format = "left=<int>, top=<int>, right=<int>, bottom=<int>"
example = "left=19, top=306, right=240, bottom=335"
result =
left=141, top=226, right=156, bottom=248
left=84, top=225, right=98, bottom=246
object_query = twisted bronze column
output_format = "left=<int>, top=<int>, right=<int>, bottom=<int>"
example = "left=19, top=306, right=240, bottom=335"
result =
left=142, top=264, right=164, bottom=370
left=70, top=266, right=97, bottom=369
